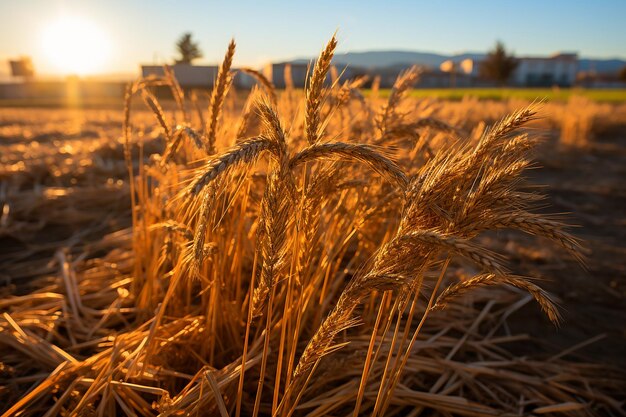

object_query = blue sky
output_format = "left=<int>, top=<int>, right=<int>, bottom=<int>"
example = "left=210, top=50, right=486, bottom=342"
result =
left=1, top=0, right=625, bottom=76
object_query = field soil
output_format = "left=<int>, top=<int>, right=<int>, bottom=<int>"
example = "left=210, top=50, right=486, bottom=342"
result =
left=499, top=128, right=626, bottom=367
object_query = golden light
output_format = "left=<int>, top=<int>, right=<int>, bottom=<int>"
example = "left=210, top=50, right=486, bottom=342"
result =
left=42, top=15, right=110, bottom=75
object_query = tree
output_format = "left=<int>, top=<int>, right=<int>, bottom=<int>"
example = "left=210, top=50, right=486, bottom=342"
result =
left=619, top=66, right=626, bottom=82
left=480, top=41, right=518, bottom=86
left=175, top=33, right=202, bottom=64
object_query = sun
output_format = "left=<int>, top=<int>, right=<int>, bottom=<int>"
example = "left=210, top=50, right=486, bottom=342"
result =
left=42, top=15, right=110, bottom=75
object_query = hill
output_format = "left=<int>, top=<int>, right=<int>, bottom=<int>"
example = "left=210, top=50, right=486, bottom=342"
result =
left=293, top=50, right=626, bottom=73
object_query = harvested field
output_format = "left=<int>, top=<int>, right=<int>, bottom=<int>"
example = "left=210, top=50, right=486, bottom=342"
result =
left=1, top=39, right=625, bottom=417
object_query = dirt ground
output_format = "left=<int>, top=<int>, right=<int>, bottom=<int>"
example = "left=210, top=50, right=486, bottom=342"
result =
left=501, top=128, right=626, bottom=368
left=1, top=104, right=625, bottom=376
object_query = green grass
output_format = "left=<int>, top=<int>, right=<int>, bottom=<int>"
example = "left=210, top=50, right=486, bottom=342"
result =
left=375, top=88, right=626, bottom=103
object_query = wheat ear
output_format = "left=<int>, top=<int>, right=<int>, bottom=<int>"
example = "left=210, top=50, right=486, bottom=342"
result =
left=377, top=66, right=420, bottom=132
left=188, top=137, right=276, bottom=196
left=396, top=230, right=507, bottom=275
left=141, top=89, right=171, bottom=138
left=289, top=142, right=408, bottom=190
left=163, top=65, right=188, bottom=122
left=432, top=273, right=561, bottom=324
left=241, top=68, right=277, bottom=105
left=206, top=39, right=236, bottom=154
left=305, top=34, right=338, bottom=144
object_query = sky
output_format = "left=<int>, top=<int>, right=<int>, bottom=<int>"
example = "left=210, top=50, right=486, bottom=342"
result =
left=1, top=0, right=625, bottom=77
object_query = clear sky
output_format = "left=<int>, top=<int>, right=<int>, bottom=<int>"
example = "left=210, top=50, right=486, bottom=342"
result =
left=1, top=0, right=625, bottom=77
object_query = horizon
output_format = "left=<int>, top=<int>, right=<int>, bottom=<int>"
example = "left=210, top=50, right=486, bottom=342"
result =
left=3, top=46, right=626, bottom=82
left=1, top=0, right=626, bottom=78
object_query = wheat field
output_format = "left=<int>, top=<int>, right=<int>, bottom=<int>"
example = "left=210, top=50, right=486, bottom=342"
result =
left=1, top=36, right=625, bottom=416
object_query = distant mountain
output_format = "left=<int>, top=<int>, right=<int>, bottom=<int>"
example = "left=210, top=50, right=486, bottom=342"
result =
left=578, top=58, right=626, bottom=73
left=333, top=51, right=450, bottom=69
left=291, top=50, right=626, bottom=74
left=291, top=50, right=485, bottom=70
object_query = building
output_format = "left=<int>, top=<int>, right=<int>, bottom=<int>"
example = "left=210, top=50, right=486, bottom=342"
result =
left=439, top=59, right=482, bottom=87
left=513, top=53, right=578, bottom=87
left=141, top=65, right=218, bottom=88
left=442, top=52, right=579, bottom=87
left=459, top=59, right=480, bottom=77
left=263, top=62, right=309, bottom=88
left=263, top=62, right=364, bottom=89
left=9, top=57, right=35, bottom=79
left=440, top=58, right=481, bottom=77
left=141, top=64, right=256, bottom=89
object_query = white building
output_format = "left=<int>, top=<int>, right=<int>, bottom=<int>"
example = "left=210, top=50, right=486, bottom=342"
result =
left=443, top=52, right=579, bottom=87
left=513, top=53, right=578, bottom=87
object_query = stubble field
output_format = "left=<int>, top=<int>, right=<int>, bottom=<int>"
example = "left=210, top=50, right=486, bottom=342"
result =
left=1, top=38, right=625, bottom=416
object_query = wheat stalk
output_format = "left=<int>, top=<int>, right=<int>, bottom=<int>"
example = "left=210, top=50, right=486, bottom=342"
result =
left=377, top=66, right=421, bottom=132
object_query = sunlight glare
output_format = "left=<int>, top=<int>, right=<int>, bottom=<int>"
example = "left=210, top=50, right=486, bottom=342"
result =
left=42, top=15, right=110, bottom=75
